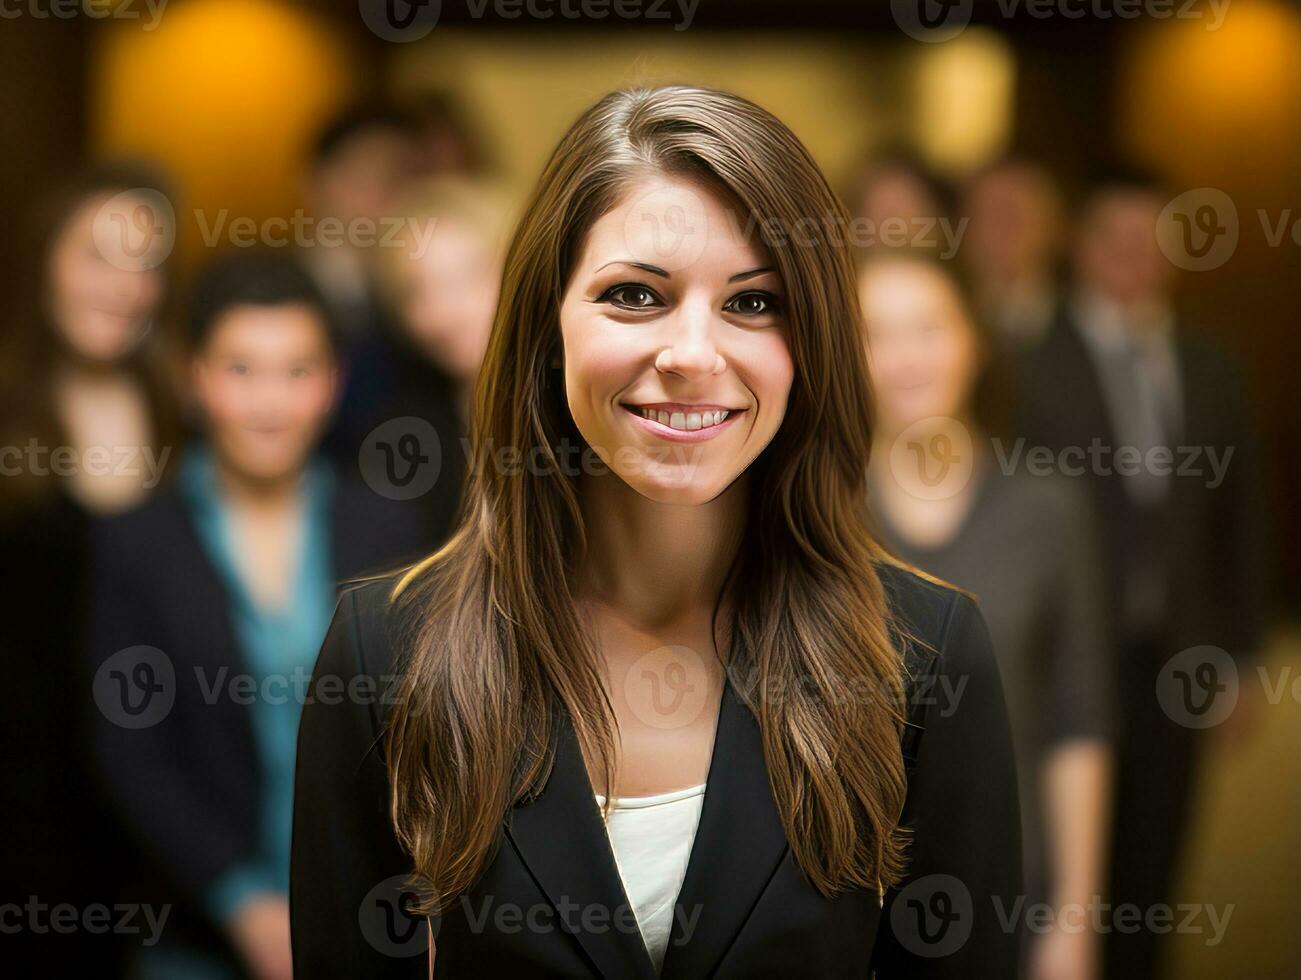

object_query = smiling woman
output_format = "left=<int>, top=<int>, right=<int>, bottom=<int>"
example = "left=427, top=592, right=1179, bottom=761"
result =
left=290, top=85, right=1023, bottom=979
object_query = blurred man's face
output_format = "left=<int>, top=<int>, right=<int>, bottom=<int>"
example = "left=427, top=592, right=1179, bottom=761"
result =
left=312, top=129, right=415, bottom=230
left=1074, top=191, right=1174, bottom=309
left=963, top=164, right=1060, bottom=284
left=193, top=304, right=338, bottom=483
left=861, top=261, right=981, bottom=435
left=47, top=193, right=165, bottom=363
left=386, top=217, right=499, bottom=384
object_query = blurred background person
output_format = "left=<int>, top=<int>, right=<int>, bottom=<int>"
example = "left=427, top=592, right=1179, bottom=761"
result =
left=86, top=253, right=422, bottom=980
left=405, top=89, right=496, bottom=179
left=961, top=156, right=1065, bottom=350
left=845, top=147, right=957, bottom=257
left=326, top=175, right=509, bottom=551
left=0, top=165, right=183, bottom=973
left=1014, top=168, right=1269, bottom=980
left=299, top=104, right=419, bottom=352
left=861, top=251, right=1114, bottom=980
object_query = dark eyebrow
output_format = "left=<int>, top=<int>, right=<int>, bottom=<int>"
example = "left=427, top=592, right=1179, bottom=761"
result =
left=729, top=266, right=775, bottom=283
left=594, top=260, right=671, bottom=278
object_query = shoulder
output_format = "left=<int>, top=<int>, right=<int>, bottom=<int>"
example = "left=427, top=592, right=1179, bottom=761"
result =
left=874, top=560, right=999, bottom=692
left=91, top=490, right=191, bottom=572
left=315, top=570, right=409, bottom=695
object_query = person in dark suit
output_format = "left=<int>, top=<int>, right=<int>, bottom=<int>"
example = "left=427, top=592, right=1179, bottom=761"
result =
left=87, top=253, right=423, bottom=980
left=292, top=85, right=1022, bottom=978
left=1014, top=169, right=1269, bottom=980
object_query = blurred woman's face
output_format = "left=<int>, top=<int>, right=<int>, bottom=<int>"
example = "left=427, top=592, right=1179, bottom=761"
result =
left=47, top=193, right=165, bottom=363
left=558, top=173, right=794, bottom=505
left=388, top=218, right=498, bottom=383
left=860, top=261, right=980, bottom=434
left=192, top=304, right=338, bottom=483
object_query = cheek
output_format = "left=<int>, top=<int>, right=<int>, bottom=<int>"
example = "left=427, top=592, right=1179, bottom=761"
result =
left=292, top=379, right=337, bottom=424
left=743, top=332, right=794, bottom=421
left=199, top=378, right=248, bottom=427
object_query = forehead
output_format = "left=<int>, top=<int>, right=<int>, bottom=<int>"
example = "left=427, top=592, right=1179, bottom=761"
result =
left=577, top=172, right=773, bottom=276
left=205, top=303, right=332, bottom=353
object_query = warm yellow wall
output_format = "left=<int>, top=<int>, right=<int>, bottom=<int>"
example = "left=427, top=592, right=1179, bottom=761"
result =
left=386, top=27, right=1014, bottom=209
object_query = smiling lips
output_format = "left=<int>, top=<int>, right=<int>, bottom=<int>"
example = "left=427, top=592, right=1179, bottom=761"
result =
left=621, top=401, right=744, bottom=442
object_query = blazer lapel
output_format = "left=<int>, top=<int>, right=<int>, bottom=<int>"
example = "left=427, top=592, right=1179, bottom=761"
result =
left=504, top=708, right=659, bottom=980
left=660, top=675, right=790, bottom=980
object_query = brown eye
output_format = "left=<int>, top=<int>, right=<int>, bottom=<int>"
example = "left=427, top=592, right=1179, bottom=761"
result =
left=725, top=290, right=781, bottom=316
left=601, top=283, right=663, bottom=310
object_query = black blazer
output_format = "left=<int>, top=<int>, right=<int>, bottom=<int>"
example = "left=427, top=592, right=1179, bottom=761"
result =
left=86, top=467, right=425, bottom=933
left=1014, top=314, right=1268, bottom=656
left=290, top=563, right=1023, bottom=978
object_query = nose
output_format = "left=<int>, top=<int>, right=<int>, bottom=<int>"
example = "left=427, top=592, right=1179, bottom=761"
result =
left=654, top=299, right=726, bottom=378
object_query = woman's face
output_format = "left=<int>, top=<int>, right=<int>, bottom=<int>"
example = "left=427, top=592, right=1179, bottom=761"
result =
left=559, top=174, right=794, bottom=505
left=860, top=261, right=980, bottom=434
left=46, top=192, right=166, bottom=364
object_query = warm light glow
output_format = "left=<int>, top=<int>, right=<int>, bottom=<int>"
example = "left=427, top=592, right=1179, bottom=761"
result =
left=1120, top=0, right=1301, bottom=185
left=92, top=0, right=361, bottom=265
left=912, top=29, right=1016, bottom=177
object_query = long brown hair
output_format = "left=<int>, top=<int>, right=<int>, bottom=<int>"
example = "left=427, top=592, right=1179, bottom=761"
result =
left=386, top=85, right=911, bottom=912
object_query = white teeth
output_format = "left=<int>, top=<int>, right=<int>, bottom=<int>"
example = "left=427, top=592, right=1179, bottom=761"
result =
left=637, top=408, right=732, bottom=431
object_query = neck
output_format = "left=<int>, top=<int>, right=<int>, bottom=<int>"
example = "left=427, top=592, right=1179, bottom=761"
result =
left=211, top=454, right=307, bottom=514
left=576, top=472, right=747, bottom=628
left=55, top=351, right=129, bottom=388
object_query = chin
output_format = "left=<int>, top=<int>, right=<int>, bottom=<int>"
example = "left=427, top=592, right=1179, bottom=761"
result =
left=617, top=461, right=734, bottom=506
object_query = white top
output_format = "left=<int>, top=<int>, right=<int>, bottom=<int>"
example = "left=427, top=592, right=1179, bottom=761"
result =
left=595, top=783, right=707, bottom=973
